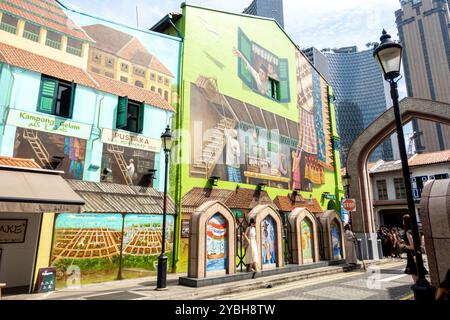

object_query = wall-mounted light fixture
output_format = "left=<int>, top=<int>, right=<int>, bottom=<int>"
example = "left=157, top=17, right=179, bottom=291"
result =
left=50, top=155, right=65, bottom=170
left=257, top=182, right=267, bottom=191
left=209, top=176, right=221, bottom=187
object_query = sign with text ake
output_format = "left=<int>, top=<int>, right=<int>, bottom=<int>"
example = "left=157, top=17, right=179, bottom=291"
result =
left=342, top=199, right=357, bottom=212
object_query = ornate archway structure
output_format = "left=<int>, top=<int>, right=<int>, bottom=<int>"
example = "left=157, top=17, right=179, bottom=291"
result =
left=188, top=201, right=236, bottom=278
left=346, top=98, right=450, bottom=259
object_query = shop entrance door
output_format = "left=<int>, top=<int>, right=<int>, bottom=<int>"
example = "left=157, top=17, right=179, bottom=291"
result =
left=0, top=213, right=42, bottom=294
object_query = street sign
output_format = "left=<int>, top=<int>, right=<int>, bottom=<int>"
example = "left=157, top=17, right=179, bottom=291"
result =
left=342, top=199, right=357, bottom=212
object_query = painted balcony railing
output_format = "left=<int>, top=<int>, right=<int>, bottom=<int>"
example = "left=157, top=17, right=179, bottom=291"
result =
left=0, top=23, right=17, bottom=34
left=66, top=45, right=82, bottom=57
left=23, top=30, right=39, bottom=42
left=45, top=38, right=61, bottom=50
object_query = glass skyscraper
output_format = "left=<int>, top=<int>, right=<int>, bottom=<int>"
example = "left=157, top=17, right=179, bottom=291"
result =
left=324, top=48, right=395, bottom=163
left=243, top=0, right=284, bottom=28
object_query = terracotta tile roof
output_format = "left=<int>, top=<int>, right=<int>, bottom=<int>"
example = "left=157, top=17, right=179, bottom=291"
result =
left=149, top=55, right=174, bottom=77
left=0, top=0, right=92, bottom=41
left=67, top=180, right=176, bottom=214
left=83, top=24, right=133, bottom=55
left=90, top=73, right=174, bottom=112
left=0, top=156, right=41, bottom=169
left=0, top=41, right=96, bottom=87
left=224, top=188, right=275, bottom=209
left=274, top=194, right=324, bottom=213
left=181, top=188, right=234, bottom=214
left=0, top=42, right=174, bottom=112
left=83, top=24, right=174, bottom=77
left=408, top=150, right=450, bottom=167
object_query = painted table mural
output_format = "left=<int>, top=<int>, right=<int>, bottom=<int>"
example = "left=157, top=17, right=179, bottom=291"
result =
left=206, top=214, right=228, bottom=273
left=51, top=213, right=174, bottom=287
left=51, top=214, right=123, bottom=288
left=261, top=216, right=276, bottom=266
left=121, top=214, right=174, bottom=279
left=331, top=220, right=343, bottom=260
left=301, top=218, right=314, bottom=264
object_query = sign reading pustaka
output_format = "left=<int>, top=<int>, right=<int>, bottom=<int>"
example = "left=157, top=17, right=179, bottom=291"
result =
left=101, top=128, right=162, bottom=152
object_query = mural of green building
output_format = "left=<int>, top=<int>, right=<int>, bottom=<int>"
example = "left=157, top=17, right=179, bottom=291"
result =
left=152, top=4, right=344, bottom=272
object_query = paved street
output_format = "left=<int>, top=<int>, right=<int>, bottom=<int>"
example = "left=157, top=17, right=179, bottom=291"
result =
left=215, top=260, right=415, bottom=300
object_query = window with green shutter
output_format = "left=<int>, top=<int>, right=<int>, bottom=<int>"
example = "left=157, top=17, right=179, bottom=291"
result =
left=237, top=28, right=253, bottom=88
left=38, top=76, right=75, bottom=118
left=278, top=59, right=290, bottom=103
left=116, top=96, right=128, bottom=129
left=116, top=97, right=144, bottom=134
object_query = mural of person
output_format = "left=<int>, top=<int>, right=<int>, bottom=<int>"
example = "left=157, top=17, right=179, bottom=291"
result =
left=126, top=159, right=136, bottom=181
left=261, top=217, right=276, bottom=265
left=224, top=128, right=242, bottom=183
left=233, top=48, right=269, bottom=96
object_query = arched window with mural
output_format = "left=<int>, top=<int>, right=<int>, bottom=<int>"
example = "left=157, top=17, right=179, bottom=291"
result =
left=206, top=213, right=228, bottom=276
left=301, top=217, right=315, bottom=264
left=330, top=218, right=343, bottom=260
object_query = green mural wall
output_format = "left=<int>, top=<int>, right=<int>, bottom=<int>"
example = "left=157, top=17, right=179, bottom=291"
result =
left=172, top=4, right=342, bottom=272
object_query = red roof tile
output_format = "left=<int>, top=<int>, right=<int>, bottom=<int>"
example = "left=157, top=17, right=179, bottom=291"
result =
left=90, top=73, right=174, bottom=112
left=0, top=41, right=96, bottom=87
left=0, top=42, right=174, bottom=112
left=182, top=188, right=234, bottom=214
left=274, top=194, right=324, bottom=213
left=0, top=156, right=41, bottom=169
left=408, top=150, right=450, bottom=167
left=83, top=24, right=174, bottom=77
left=224, top=188, right=274, bottom=209
left=0, top=1, right=91, bottom=41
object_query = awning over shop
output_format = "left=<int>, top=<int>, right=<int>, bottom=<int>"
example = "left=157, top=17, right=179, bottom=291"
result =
left=66, top=180, right=176, bottom=215
left=0, top=166, right=85, bottom=213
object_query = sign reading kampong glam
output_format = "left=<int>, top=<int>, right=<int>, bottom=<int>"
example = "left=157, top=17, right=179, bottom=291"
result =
left=6, top=109, right=92, bottom=140
left=101, top=128, right=161, bottom=152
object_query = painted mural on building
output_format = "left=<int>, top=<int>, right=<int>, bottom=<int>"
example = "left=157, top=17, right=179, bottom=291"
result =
left=206, top=214, right=228, bottom=272
left=301, top=218, right=314, bottom=263
left=14, top=128, right=86, bottom=180
left=261, top=216, right=276, bottom=265
left=51, top=213, right=174, bottom=287
left=331, top=220, right=343, bottom=260
left=235, top=28, right=290, bottom=102
left=101, top=144, right=156, bottom=186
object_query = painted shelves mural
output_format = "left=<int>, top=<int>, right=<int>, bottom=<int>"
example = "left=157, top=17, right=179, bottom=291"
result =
left=51, top=214, right=174, bottom=288
left=206, top=214, right=228, bottom=273
left=14, top=128, right=86, bottom=179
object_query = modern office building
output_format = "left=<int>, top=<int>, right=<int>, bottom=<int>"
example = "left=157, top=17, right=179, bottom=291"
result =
left=243, top=0, right=285, bottom=28
left=395, top=0, right=450, bottom=153
left=324, top=48, right=396, bottom=163
left=302, top=47, right=331, bottom=82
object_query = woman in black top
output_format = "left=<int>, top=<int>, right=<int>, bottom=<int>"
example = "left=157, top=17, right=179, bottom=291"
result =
left=399, top=214, right=428, bottom=283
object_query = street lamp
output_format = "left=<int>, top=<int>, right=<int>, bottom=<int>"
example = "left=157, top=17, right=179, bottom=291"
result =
left=373, top=30, right=435, bottom=300
left=156, top=125, right=173, bottom=290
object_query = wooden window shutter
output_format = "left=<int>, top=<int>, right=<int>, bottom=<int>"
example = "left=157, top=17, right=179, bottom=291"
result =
left=137, top=102, right=145, bottom=134
left=38, top=77, right=57, bottom=114
left=278, top=58, right=290, bottom=103
left=116, top=96, right=128, bottom=129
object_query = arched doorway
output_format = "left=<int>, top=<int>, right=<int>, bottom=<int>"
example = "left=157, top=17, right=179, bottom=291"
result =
left=330, top=219, right=343, bottom=260
left=261, top=215, right=277, bottom=267
left=300, top=217, right=315, bottom=264
left=206, top=213, right=228, bottom=275
left=346, top=98, right=450, bottom=259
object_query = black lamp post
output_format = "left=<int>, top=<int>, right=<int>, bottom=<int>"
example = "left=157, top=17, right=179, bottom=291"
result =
left=373, top=30, right=435, bottom=300
left=156, top=125, right=173, bottom=291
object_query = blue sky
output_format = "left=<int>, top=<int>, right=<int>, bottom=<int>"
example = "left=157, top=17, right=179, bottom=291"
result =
left=59, top=0, right=412, bottom=140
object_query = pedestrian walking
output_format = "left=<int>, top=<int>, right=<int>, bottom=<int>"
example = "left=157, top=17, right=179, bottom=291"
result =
left=436, top=269, right=450, bottom=301
left=243, top=218, right=259, bottom=275
left=399, top=214, right=428, bottom=283
left=344, top=224, right=358, bottom=266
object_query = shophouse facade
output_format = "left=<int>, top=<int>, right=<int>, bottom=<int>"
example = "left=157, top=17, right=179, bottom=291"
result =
left=0, top=0, right=181, bottom=292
